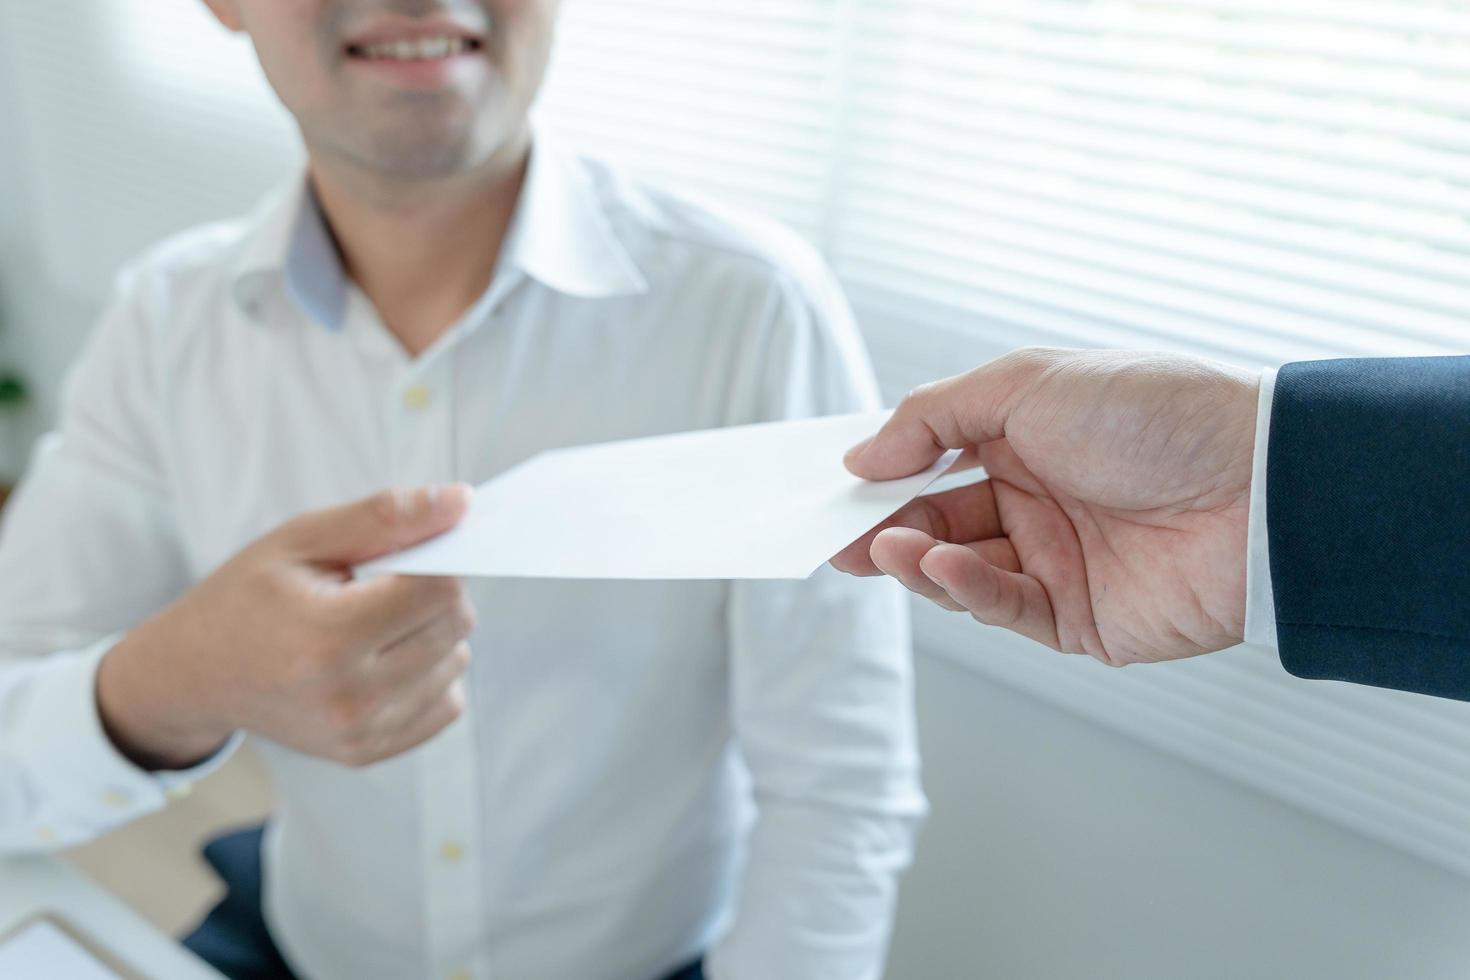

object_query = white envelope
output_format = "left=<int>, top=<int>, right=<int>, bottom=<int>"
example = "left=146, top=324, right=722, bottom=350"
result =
left=358, top=411, right=958, bottom=581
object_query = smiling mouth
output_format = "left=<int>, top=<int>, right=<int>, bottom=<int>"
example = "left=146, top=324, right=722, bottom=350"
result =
left=346, top=36, right=483, bottom=61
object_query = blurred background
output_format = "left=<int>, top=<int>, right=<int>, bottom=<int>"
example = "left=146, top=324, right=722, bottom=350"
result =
left=1, top=1, right=1469, bottom=977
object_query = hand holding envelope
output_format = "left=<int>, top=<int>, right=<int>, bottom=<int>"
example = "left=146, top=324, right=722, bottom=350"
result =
left=358, top=412, right=959, bottom=581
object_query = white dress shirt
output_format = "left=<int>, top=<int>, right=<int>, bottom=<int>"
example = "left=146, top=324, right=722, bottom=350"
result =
left=1244, top=368, right=1280, bottom=651
left=0, top=140, right=926, bottom=980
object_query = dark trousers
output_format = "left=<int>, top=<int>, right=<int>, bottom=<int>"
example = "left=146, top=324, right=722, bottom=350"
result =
left=183, top=826, right=705, bottom=980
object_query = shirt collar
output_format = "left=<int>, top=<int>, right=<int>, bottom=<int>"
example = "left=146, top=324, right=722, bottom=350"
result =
left=229, top=180, right=349, bottom=330
left=229, top=137, right=648, bottom=330
left=502, top=138, right=649, bottom=301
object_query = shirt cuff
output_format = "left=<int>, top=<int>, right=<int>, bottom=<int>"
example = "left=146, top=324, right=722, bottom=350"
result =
left=1243, top=368, right=1279, bottom=650
left=13, top=635, right=242, bottom=848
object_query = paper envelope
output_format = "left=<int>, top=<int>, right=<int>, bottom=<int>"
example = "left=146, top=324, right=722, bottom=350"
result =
left=358, top=411, right=958, bottom=581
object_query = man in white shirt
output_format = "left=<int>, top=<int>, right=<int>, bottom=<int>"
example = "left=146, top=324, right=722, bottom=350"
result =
left=0, top=2, right=924, bottom=979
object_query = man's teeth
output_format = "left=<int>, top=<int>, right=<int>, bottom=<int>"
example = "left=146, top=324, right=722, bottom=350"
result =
left=356, top=36, right=475, bottom=60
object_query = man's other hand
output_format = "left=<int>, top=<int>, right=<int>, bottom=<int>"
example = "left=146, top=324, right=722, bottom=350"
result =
left=833, top=349, right=1258, bottom=666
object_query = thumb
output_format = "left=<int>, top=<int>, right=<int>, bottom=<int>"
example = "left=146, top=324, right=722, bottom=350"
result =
left=280, top=484, right=473, bottom=566
left=845, top=350, right=1055, bottom=480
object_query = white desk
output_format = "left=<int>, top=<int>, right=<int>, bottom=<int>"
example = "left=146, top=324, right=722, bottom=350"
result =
left=0, top=854, right=223, bottom=979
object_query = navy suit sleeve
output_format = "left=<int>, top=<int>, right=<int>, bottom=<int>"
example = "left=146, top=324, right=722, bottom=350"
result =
left=1268, top=356, right=1470, bottom=700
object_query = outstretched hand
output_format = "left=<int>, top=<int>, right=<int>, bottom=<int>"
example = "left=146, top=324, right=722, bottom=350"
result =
left=832, top=348, right=1260, bottom=666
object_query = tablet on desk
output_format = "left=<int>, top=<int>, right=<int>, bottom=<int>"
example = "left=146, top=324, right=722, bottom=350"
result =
left=0, top=912, right=147, bottom=979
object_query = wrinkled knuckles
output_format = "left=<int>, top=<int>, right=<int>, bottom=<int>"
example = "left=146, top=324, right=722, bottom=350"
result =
left=1003, top=346, right=1065, bottom=370
left=1010, top=345, right=1055, bottom=361
left=902, top=381, right=943, bottom=406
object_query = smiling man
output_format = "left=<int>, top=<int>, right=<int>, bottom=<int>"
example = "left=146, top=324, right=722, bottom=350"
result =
left=0, top=3, right=924, bottom=979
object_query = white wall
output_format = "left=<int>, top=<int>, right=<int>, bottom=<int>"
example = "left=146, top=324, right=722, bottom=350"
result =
left=0, top=205, right=95, bottom=481
left=889, top=651, right=1470, bottom=979
left=0, top=0, right=295, bottom=478
left=0, top=38, right=37, bottom=478
left=0, top=271, right=97, bottom=480
left=0, top=27, right=104, bottom=477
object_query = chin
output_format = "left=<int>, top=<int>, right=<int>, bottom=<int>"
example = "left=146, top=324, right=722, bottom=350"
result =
left=353, top=125, right=486, bottom=179
left=374, top=144, right=480, bottom=179
left=351, top=108, right=523, bottom=180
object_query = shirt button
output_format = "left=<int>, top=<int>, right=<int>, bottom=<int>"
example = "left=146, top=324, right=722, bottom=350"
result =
left=439, top=840, right=465, bottom=863
left=448, top=969, right=471, bottom=980
left=37, top=827, right=57, bottom=843
left=101, top=789, right=131, bottom=809
left=165, top=783, right=194, bottom=802
left=402, top=385, right=433, bottom=411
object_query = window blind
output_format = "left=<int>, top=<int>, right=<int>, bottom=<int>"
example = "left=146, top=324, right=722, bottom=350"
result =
left=0, top=0, right=298, bottom=300
left=542, top=1, right=1470, bottom=881
left=3, top=0, right=1469, bottom=877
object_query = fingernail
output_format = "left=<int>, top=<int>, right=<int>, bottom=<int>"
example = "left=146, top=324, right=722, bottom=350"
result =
left=844, top=436, right=874, bottom=466
left=440, top=482, right=472, bottom=513
left=424, top=485, right=441, bottom=513
left=920, top=558, right=948, bottom=587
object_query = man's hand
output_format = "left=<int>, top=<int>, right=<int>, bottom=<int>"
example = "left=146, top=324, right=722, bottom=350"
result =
left=832, top=348, right=1259, bottom=666
left=97, top=485, right=477, bottom=769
